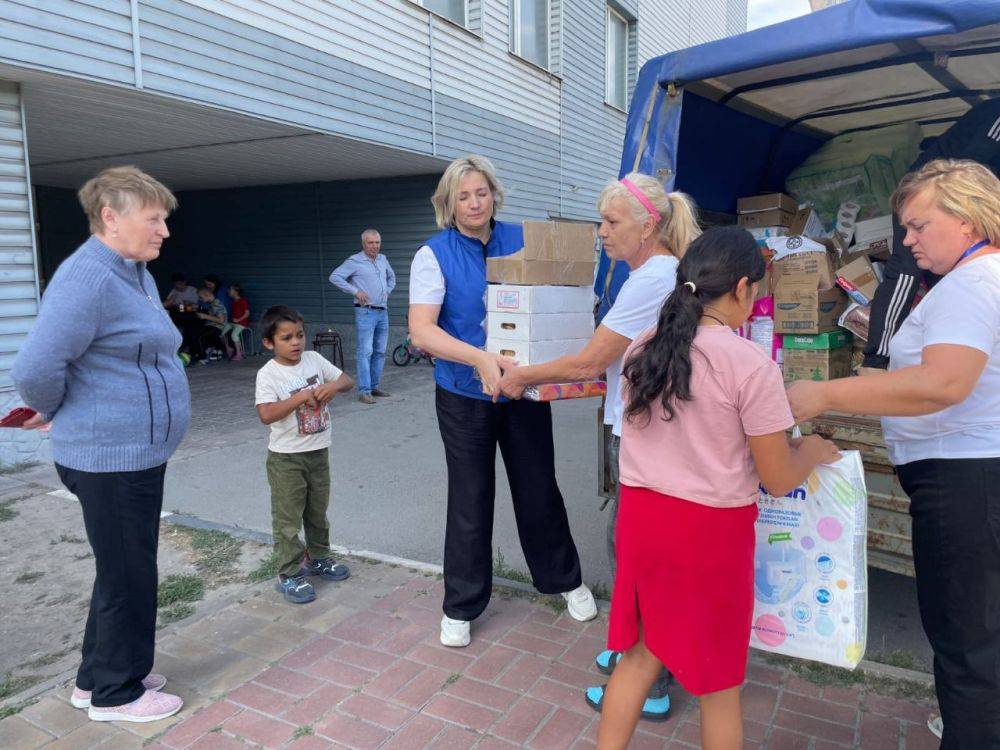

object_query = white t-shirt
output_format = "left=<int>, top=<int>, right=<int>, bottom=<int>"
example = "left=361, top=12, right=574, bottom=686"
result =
left=601, top=254, right=679, bottom=436
left=882, top=254, right=1000, bottom=464
left=255, top=351, right=344, bottom=453
left=410, top=246, right=445, bottom=305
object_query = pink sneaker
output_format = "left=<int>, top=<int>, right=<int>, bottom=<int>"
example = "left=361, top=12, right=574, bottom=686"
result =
left=71, top=674, right=167, bottom=709
left=88, top=689, right=182, bottom=723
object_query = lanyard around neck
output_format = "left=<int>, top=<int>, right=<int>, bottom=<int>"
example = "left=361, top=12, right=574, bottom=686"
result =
left=956, top=239, right=989, bottom=267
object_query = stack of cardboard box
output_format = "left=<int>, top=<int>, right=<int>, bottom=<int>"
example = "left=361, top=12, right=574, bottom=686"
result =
left=737, top=193, right=797, bottom=252
left=485, top=221, right=596, bottom=367
left=782, top=331, right=853, bottom=382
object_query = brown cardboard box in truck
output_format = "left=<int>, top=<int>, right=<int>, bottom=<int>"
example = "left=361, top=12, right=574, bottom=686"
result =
left=774, top=283, right=848, bottom=334
left=738, top=208, right=795, bottom=229
left=788, top=206, right=827, bottom=238
left=836, top=255, right=880, bottom=303
left=737, top=193, right=798, bottom=214
left=772, top=249, right=837, bottom=290
left=783, top=346, right=852, bottom=382
left=487, top=221, right=596, bottom=286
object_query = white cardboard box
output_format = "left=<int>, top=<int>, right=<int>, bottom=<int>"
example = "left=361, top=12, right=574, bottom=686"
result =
left=487, top=284, right=594, bottom=315
left=487, top=311, right=594, bottom=342
left=486, top=337, right=590, bottom=365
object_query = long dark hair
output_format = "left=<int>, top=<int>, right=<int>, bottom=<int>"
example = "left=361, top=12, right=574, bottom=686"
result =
left=623, top=226, right=765, bottom=425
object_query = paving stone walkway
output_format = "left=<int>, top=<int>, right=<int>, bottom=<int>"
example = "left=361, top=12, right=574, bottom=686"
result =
left=0, top=559, right=940, bottom=749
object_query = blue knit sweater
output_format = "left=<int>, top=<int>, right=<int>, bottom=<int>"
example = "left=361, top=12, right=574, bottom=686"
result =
left=12, top=236, right=191, bottom=472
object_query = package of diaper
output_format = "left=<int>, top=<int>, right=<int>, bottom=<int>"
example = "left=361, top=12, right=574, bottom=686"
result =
left=751, top=451, right=869, bottom=669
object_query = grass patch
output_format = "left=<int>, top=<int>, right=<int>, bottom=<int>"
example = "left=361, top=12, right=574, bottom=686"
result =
left=869, top=649, right=917, bottom=671
left=445, top=673, right=460, bottom=686
left=0, top=673, right=42, bottom=700
left=14, top=571, right=43, bottom=584
left=157, top=574, right=204, bottom=607
left=492, top=549, right=532, bottom=586
left=176, top=527, right=245, bottom=580
left=56, top=533, right=86, bottom=544
left=0, top=460, right=39, bottom=475
left=247, top=550, right=280, bottom=583
left=0, top=500, right=18, bottom=523
left=589, top=582, right=611, bottom=602
left=158, top=602, right=196, bottom=626
left=292, top=726, right=314, bottom=739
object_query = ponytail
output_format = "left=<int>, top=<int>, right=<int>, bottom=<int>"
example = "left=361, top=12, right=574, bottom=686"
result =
left=659, top=192, right=701, bottom=260
left=622, top=226, right=765, bottom=425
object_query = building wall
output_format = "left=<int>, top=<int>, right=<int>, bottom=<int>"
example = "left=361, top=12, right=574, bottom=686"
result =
left=0, top=81, right=46, bottom=464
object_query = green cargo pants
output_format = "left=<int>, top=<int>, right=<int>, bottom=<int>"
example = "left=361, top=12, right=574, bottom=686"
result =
left=265, top=448, right=332, bottom=578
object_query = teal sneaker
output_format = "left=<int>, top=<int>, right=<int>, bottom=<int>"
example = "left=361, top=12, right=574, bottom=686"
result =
left=585, top=684, right=670, bottom=722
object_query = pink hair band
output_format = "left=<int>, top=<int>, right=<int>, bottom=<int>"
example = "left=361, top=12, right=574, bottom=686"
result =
left=619, top=178, right=662, bottom=223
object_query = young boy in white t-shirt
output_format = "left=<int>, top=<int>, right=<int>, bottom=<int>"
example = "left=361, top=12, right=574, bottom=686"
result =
left=255, top=305, right=354, bottom=604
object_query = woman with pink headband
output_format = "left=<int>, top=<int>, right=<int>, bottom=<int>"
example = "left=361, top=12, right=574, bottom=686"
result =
left=497, top=171, right=700, bottom=721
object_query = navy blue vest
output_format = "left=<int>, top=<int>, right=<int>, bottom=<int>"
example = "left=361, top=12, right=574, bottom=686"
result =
left=426, top=222, right=524, bottom=400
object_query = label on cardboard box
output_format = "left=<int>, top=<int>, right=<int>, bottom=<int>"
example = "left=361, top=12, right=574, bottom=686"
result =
left=771, top=247, right=837, bottom=291
left=487, top=311, right=594, bottom=342
left=774, top=285, right=848, bottom=334
left=737, top=193, right=798, bottom=215
left=782, top=331, right=851, bottom=350
left=487, top=284, right=595, bottom=314
left=783, top=346, right=852, bottom=382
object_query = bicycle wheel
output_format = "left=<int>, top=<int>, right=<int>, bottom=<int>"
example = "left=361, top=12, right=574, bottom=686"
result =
left=392, top=344, right=411, bottom=366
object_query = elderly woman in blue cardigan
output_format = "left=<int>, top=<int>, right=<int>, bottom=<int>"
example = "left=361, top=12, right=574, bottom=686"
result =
left=13, top=166, right=191, bottom=724
left=409, top=155, right=597, bottom=650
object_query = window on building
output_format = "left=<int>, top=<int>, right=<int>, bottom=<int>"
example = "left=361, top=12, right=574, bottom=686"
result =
left=606, top=5, right=630, bottom=110
left=510, top=0, right=550, bottom=69
left=422, top=0, right=467, bottom=27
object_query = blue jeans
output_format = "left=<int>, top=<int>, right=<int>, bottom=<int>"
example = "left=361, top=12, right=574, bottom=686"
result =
left=354, top=307, right=388, bottom=394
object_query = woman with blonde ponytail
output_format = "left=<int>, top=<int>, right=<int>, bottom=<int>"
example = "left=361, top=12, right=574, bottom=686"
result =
left=497, top=172, right=700, bottom=721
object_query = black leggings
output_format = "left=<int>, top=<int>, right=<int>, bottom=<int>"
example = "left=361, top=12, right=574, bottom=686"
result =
left=435, top=386, right=582, bottom=620
left=898, top=457, right=1000, bottom=749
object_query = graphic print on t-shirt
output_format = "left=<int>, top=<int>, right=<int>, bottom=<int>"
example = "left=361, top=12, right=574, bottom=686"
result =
left=287, top=374, right=329, bottom=436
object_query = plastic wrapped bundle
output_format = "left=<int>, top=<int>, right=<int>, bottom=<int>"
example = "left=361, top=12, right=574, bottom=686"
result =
left=785, top=124, right=922, bottom=225
left=522, top=381, right=607, bottom=401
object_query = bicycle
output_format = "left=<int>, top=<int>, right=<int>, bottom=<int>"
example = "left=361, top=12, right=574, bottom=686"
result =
left=392, top=332, right=436, bottom=366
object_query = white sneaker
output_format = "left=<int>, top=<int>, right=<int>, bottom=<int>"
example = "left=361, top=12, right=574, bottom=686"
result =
left=927, top=715, right=943, bottom=739
left=440, top=615, right=471, bottom=648
left=562, top=584, right=598, bottom=622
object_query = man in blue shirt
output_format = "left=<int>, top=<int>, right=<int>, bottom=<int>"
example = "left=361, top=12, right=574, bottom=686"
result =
left=329, top=229, right=396, bottom=404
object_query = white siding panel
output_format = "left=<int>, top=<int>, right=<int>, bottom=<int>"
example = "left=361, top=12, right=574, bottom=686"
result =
left=139, top=0, right=435, bottom=153
left=431, top=0, right=561, bottom=134
left=0, top=83, right=38, bottom=390
left=638, top=0, right=746, bottom=63
left=177, top=0, right=431, bottom=87
left=0, top=0, right=135, bottom=84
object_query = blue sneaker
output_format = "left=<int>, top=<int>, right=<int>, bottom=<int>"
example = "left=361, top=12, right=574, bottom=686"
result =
left=275, top=575, right=316, bottom=604
left=300, top=557, right=350, bottom=581
left=585, top=685, right=670, bottom=722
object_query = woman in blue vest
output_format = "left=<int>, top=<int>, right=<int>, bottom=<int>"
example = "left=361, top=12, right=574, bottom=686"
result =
left=409, top=155, right=596, bottom=648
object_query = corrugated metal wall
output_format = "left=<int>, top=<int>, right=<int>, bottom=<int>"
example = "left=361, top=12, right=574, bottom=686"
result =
left=0, top=81, right=39, bottom=390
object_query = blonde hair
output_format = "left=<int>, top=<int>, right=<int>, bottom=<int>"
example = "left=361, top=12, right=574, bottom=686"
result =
left=597, top=172, right=701, bottom=258
left=431, top=155, right=505, bottom=229
left=892, top=158, right=1000, bottom=245
left=78, top=166, right=177, bottom=234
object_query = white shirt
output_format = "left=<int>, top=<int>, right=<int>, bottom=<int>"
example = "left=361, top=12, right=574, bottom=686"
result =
left=882, top=254, right=1000, bottom=464
left=601, top=254, right=679, bottom=436
left=410, top=246, right=445, bottom=305
left=255, top=351, right=344, bottom=453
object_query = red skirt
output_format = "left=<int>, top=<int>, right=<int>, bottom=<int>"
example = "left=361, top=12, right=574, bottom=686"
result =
left=607, top=484, right=758, bottom=696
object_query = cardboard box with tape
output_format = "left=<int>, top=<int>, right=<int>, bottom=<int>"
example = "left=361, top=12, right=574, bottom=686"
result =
left=836, top=255, right=880, bottom=305
left=486, top=221, right=596, bottom=286
left=774, top=285, right=848, bottom=334
left=737, top=193, right=797, bottom=230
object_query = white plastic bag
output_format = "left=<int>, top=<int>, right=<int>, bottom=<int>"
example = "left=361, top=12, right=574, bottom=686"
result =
left=751, top=451, right=869, bottom=669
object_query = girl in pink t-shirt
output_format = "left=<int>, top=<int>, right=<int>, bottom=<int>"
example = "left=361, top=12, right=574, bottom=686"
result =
left=598, top=227, right=839, bottom=750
